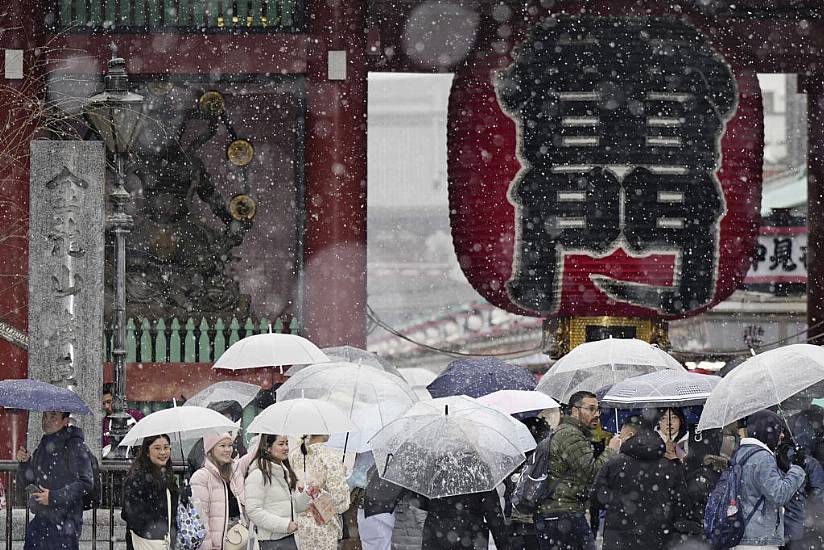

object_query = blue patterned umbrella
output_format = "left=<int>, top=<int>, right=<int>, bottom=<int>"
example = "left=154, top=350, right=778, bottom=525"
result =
left=0, top=379, right=93, bottom=414
left=426, top=357, right=536, bottom=399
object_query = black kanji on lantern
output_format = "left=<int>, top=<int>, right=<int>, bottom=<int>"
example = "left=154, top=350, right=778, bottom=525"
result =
left=496, top=16, right=737, bottom=315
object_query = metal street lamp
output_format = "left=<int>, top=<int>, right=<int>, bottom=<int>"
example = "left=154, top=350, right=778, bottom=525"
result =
left=85, top=45, right=143, bottom=458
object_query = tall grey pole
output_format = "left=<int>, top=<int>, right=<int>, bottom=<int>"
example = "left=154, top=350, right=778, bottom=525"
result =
left=107, top=154, right=133, bottom=457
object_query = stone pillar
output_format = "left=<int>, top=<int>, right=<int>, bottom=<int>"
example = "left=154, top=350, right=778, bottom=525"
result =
left=800, top=76, right=824, bottom=344
left=27, top=141, right=105, bottom=458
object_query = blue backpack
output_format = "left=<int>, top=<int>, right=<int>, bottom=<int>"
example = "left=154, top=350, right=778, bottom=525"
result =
left=704, top=447, right=767, bottom=550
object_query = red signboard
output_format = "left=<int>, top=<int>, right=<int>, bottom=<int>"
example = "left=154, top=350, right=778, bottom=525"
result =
left=447, top=15, right=763, bottom=320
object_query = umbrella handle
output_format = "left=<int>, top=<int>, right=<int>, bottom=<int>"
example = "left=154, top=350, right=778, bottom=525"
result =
left=383, top=453, right=393, bottom=477
left=342, top=433, right=349, bottom=462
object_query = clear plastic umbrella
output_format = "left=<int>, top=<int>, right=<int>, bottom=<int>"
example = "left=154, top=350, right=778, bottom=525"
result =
left=184, top=381, right=262, bottom=409
left=477, top=389, right=560, bottom=414
left=121, top=405, right=238, bottom=447
left=285, top=346, right=402, bottom=378
left=536, top=338, right=683, bottom=403
left=698, top=344, right=824, bottom=431
left=276, top=362, right=418, bottom=450
left=600, top=371, right=720, bottom=409
left=369, top=396, right=526, bottom=498
left=247, top=398, right=357, bottom=435
left=212, top=334, right=330, bottom=370
left=405, top=395, right=536, bottom=452
left=398, top=367, right=438, bottom=388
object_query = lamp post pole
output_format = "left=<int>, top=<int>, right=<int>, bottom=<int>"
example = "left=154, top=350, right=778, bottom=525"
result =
left=108, top=155, right=133, bottom=457
left=86, top=46, right=143, bottom=457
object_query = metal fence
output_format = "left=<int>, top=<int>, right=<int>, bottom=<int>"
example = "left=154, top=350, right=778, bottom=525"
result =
left=104, top=314, right=298, bottom=364
left=0, top=460, right=187, bottom=550
left=53, top=0, right=304, bottom=31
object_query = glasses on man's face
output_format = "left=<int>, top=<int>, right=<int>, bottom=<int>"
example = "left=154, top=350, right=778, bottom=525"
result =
left=575, top=405, right=601, bottom=414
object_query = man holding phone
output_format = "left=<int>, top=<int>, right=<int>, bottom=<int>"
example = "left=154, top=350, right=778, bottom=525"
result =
left=16, top=410, right=93, bottom=550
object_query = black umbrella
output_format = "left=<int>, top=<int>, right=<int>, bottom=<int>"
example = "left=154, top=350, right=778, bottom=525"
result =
left=363, top=465, right=406, bottom=517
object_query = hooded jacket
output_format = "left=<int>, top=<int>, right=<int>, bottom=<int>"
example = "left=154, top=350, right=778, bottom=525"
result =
left=537, top=415, right=615, bottom=515
left=16, top=426, right=94, bottom=539
left=592, top=428, right=684, bottom=550
left=735, top=437, right=805, bottom=546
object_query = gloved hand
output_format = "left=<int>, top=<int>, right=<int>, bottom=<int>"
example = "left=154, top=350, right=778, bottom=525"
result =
left=792, top=446, right=807, bottom=468
left=776, top=442, right=792, bottom=473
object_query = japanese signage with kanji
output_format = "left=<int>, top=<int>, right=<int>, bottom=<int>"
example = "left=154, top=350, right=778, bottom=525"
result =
left=28, top=141, right=105, bottom=452
left=447, top=15, right=763, bottom=320
left=744, top=227, right=807, bottom=285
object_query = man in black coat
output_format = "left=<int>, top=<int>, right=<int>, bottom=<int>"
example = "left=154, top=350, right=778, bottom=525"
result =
left=593, top=416, right=685, bottom=550
left=419, top=490, right=510, bottom=550
left=16, top=411, right=94, bottom=550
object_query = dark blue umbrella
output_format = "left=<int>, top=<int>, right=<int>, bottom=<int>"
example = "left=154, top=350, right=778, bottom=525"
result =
left=0, top=379, right=93, bottom=414
left=427, top=357, right=536, bottom=399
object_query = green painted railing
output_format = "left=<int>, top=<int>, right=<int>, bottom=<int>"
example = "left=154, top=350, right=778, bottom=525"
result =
left=104, top=315, right=299, bottom=364
left=55, top=0, right=303, bottom=31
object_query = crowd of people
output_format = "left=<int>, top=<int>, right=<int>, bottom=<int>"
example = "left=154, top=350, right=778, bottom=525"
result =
left=12, top=388, right=824, bottom=550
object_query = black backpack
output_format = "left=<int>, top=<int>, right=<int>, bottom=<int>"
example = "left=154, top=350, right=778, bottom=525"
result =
left=511, top=433, right=556, bottom=515
left=65, top=443, right=103, bottom=510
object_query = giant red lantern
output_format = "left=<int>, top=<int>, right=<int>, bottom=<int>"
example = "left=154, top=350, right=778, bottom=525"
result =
left=448, top=15, right=763, bottom=321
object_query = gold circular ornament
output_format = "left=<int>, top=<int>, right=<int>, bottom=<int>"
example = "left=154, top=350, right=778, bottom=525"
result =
left=229, top=194, right=257, bottom=221
left=199, top=90, right=225, bottom=116
left=147, top=81, right=175, bottom=96
left=227, top=139, right=254, bottom=166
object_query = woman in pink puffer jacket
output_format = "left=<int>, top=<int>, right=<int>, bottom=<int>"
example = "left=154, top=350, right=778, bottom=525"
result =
left=191, top=432, right=250, bottom=550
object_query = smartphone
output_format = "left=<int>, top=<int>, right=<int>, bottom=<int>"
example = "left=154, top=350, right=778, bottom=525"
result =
left=25, top=484, right=40, bottom=495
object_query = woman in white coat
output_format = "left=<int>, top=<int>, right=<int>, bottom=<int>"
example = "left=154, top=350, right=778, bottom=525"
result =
left=245, top=434, right=313, bottom=550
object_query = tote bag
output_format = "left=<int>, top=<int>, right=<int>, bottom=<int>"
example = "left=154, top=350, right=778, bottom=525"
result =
left=176, top=484, right=208, bottom=550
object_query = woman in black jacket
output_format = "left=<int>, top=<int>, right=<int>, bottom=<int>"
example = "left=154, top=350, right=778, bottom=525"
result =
left=123, top=434, right=180, bottom=550
left=420, top=490, right=510, bottom=550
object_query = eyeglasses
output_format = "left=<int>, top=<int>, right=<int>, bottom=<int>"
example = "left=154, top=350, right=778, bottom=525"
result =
left=150, top=445, right=171, bottom=452
left=574, top=405, right=601, bottom=414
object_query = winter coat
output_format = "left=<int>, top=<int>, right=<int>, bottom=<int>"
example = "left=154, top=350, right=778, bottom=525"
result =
left=122, top=467, right=180, bottom=550
left=784, top=454, right=824, bottom=541
left=16, top=426, right=94, bottom=542
left=419, top=490, right=510, bottom=550
left=592, top=428, right=684, bottom=550
left=537, top=416, right=615, bottom=515
left=735, top=438, right=806, bottom=546
left=244, top=461, right=311, bottom=541
left=191, top=458, right=247, bottom=550
left=289, top=442, right=350, bottom=550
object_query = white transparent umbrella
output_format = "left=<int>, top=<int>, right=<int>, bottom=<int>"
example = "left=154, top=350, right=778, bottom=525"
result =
left=212, top=334, right=329, bottom=371
left=600, top=371, right=721, bottom=409
left=698, top=344, right=824, bottom=431
left=369, top=396, right=526, bottom=498
left=536, top=338, right=683, bottom=403
left=121, top=405, right=238, bottom=447
left=399, top=367, right=438, bottom=388
left=247, top=398, right=357, bottom=436
left=286, top=346, right=402, bottom=378
left=405, top=395, right=536, bottom=452
left=477, top=389, right=560, bottom=414
left=184, top=381, right=261, bottom=409
left=276, top=362, right=418, bottom=451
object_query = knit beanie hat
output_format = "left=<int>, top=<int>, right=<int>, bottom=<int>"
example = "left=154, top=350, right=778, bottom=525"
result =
left=204, top=431, right=235, bottom=454
left=747, top=410, right=783, bottom=451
